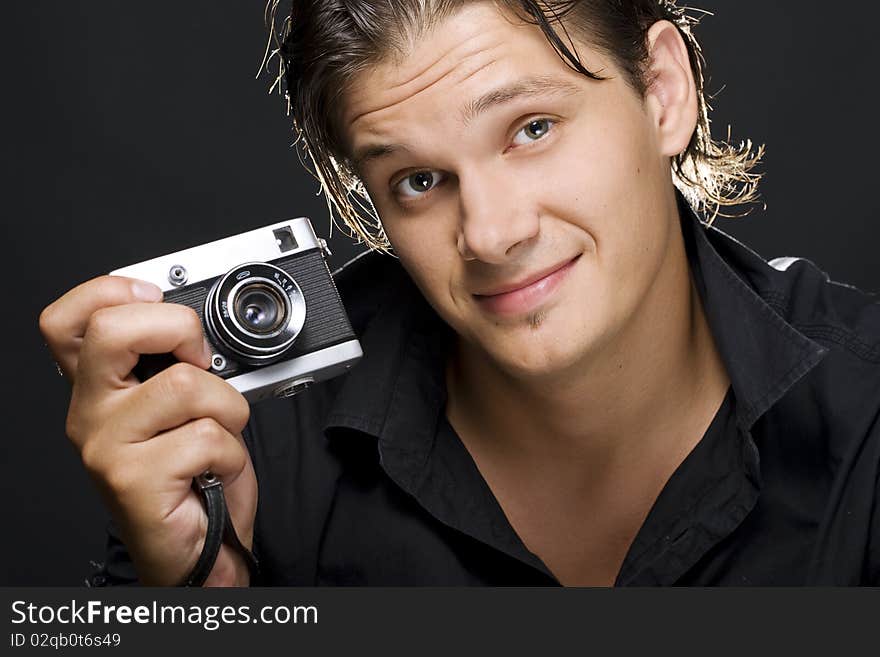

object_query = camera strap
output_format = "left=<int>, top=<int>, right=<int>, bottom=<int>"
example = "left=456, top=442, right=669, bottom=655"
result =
left=181, top=472, right=260, bottom=587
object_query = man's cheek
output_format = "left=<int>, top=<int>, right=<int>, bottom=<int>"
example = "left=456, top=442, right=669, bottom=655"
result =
left=410, top=258, right=450, bottom=300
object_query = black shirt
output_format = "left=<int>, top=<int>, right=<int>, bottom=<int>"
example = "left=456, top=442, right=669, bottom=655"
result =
left=92, top=198, right=880, bottom=586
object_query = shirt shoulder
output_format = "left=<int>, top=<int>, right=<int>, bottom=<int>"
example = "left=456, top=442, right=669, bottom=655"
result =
left=764, top=256, right=880, bottom=366
left=331, top=249, right=416, bottom=335
left=768, top=260, right=880, bottom=585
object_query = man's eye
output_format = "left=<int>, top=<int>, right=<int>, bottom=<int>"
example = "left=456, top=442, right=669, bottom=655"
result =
left=393, top=170, right=446, bottom=199
left=511, top=118, right=555, bottom=146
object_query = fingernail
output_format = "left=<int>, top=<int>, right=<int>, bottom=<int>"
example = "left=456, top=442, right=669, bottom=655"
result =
left=132, top=280, right=163, bottom=302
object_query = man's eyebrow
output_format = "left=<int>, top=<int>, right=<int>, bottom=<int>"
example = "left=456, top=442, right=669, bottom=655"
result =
left=350, top=75, right=582, bottom=173
left=351, top=143, right=408, bottom=176
left=459, top=74, right=582, bottom=127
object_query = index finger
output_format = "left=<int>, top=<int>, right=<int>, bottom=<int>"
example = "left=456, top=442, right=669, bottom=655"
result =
left=40, top=275, right=164, bottom=378
left=40, top=275, right=164, bottom=347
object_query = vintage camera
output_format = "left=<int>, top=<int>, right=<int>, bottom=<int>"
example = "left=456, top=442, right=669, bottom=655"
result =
left=111, top=218, right=362, bottom=403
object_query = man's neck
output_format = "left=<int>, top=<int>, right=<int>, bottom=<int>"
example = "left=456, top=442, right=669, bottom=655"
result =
left=444, top=210, right=731, bottom=485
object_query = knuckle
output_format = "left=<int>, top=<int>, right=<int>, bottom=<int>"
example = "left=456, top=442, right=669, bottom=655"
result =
left=229, top=393, right=251, bottom=432
left=230, top=441, right=248, bottom=474
left=38, top=304, right=59, bottom=340
left=64, top=391, right=93, bottom=445
left=162, top=362, right=201, bottom=397
left=190, top=417, right=225, bottom=446
left=64, top=412, right=82, bottom=444
left=79, top=439, right=104, bottom=475
left=84, top=307, right=116, bottom=342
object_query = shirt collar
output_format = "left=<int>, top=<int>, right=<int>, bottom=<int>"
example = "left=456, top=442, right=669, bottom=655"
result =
left=325, top=194, right=830, bottom=445
left=680, top=195, right=828, bottom=429
left=323, top=270, right=450, bottom=484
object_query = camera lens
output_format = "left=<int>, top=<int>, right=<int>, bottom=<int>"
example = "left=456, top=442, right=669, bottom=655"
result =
left=235, top=285, right=284, bottom=334
left=203, top=262, right=307, bottom=365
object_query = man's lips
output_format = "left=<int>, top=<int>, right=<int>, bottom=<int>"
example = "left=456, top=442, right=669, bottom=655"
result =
left=472, top=255, right=581, bottom=316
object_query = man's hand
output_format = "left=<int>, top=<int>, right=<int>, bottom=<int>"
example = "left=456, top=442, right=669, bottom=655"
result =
left=40, top=276, right=258, bottom=586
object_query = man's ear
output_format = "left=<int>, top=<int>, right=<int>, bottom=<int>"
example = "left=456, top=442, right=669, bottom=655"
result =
left=644, top=20, right=698, bottom=157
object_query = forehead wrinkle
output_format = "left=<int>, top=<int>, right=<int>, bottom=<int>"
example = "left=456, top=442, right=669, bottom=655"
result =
left=347, top=47, right=507, bottom=172
left=347, top=33, right=507, bottom=127
left=459, top=75, right=584, bottom=128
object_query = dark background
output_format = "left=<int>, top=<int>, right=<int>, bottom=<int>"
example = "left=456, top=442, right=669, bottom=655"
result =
left=4, top=1, right=877, bottom=585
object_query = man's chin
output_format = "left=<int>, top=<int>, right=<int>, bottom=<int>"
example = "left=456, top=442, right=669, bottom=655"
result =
left=450, top=301, right=603, bottom=379
left=475, top=326, right=595, bottom=381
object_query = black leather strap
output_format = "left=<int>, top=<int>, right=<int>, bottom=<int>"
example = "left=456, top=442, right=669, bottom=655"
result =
left=182, top=472, right=260, bottom=587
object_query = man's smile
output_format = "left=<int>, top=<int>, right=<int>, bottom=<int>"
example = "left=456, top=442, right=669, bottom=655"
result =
left=472, top=254, right=581, bottom=317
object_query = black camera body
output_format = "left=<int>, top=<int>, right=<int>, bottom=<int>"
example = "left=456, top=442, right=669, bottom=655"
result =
left=111, top=218, right=362, bottom=403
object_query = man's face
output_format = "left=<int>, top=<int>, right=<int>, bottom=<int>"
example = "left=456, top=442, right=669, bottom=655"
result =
left=342, top=2, right=679, bottom=377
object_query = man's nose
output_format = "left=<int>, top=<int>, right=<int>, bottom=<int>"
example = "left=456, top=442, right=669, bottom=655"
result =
left=456, top=172, right=540, bottom=263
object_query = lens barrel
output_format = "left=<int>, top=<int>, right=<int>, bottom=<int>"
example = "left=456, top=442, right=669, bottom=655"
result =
left=204, top=262, right=306, bottom=364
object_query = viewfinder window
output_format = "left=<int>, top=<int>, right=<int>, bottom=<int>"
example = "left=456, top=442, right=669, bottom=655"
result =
left=273, top=226, right=298, bottom=253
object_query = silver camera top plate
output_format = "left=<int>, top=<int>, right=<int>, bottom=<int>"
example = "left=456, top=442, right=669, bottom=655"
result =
left=110, top=217, right=321, bottom=292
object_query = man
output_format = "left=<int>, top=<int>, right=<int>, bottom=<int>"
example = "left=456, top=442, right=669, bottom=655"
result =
left=40, top=0, right=880, bottom=586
